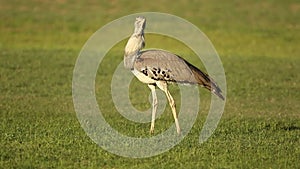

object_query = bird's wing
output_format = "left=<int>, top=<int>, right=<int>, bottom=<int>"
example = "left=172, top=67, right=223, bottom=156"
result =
left=134, top=49, right=224, bottom=100
left=134, top=49, right=197, bottom=83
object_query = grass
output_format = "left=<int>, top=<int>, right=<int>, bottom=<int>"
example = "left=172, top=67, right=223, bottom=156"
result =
left=1, top=0, right=300, bottom=168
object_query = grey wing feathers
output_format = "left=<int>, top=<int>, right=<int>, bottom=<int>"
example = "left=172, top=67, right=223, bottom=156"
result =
left=183, top=60, right=224, bottom=100
left=135, top=49, right=224, bottom=100
left=135, top=50, right=198, bottom=83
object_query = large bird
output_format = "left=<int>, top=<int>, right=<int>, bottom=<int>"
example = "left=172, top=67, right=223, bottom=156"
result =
left=124, top=16, right=224, bottom=134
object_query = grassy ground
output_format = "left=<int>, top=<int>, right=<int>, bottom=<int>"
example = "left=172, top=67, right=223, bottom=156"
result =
left=1, top=0, right=299, bottom=168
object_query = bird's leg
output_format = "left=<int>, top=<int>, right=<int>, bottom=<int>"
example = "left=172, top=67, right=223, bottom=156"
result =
left=157, top=81, right=181, bottom=135
left=148, top=84, right=158, bottom=134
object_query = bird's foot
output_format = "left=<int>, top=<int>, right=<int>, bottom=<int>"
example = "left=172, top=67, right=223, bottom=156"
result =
left=176, top=128, right=181, bottom=135
left=150, top=126, right=154, bottom=134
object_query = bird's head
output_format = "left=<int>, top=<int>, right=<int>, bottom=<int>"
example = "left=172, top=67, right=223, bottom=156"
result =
left=134, top=16, right=146, bottom=36
left=124, top=16, right=146, bottom=69
left=124, top=16, right=146, bottom=55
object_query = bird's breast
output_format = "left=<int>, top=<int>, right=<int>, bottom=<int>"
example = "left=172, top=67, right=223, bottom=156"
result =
left=131, top=69, right=157, bottom=84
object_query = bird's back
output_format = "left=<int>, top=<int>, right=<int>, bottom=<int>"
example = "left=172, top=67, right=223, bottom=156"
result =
left=134, top=50, right=196, bottom=83
left=134, top=49, right=224, bottom=100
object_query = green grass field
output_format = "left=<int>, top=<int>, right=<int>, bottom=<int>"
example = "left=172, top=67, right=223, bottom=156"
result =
left=1, top=0, right=299, bottom=168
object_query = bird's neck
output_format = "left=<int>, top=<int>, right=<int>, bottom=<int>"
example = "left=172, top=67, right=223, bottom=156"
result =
left=124, top=33, right=144, bottom=55
left=124, top=33, right=145, bottom=69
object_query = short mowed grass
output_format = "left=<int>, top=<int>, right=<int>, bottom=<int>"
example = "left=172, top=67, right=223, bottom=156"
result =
left=1, top=0, right=299, bottom=168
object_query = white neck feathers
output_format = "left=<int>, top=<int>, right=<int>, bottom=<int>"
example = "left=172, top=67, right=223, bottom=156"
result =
left=124, top=34, right=145, bottom=56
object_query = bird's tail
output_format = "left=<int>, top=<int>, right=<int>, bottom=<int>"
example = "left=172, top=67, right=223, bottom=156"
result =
left=206, top=80, right=225, bottom=100
left=186, top=62, right=225, bottom=100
